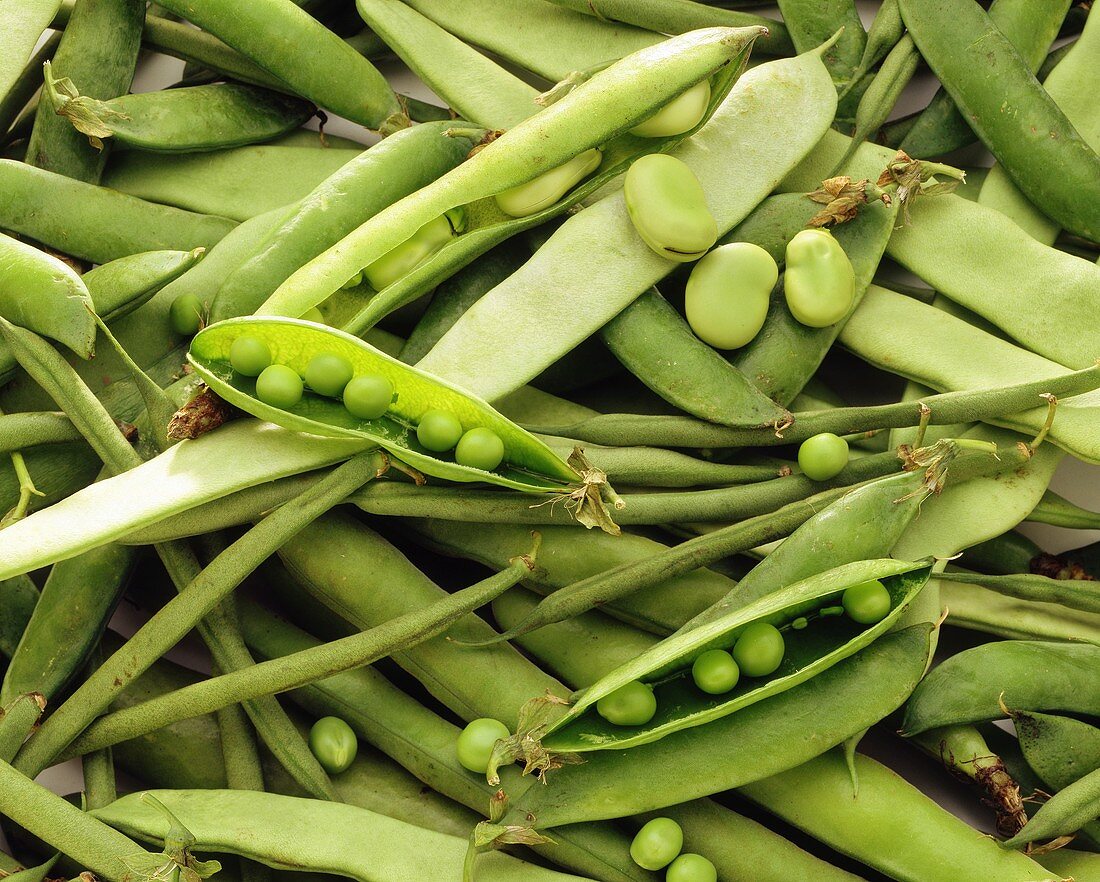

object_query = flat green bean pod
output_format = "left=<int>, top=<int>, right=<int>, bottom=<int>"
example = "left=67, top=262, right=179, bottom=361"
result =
left=536, top=559, right=931, bottom=753
left=0, top=231, right=95, bottom=357
left=902, top=640, right=1100, bottom=736
left=1013, top=710, right=1100, bottom=793
left=44, top=68, right=315, bottom=153
left=260, top=26, right=765, bottom=324
left=188, top=318, right=578, bottom=492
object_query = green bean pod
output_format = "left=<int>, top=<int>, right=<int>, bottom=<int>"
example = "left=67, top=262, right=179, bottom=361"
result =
left=540, top=559, right=931, bottom=753
left=600, top=288, right=789, bottom=428
left=1013, top=710, right=1100, bottom=793
left=1027, top=489, right=1100, bottom=530
left=941, top=580, right=1100, bottom=645
left=0, top=158, right=235, bottom=264
left=0, top=576, right=38, bottom=662
left=902, top=640, right=1100, bottom=736
left=260, top=26, right=765, bottom=323
left=899, top=0, right=1100, bottom=240
left=0, top=232, right=95, bottom=357
left=0, top=0, right=62, bottom=105
left=103, top=142, right=361, bottom=221
left=938, top=570, right=1100, bottom=615
left=45, top=70, right=316, bottom=154
left=0, top=32, right=59, bottom=141
left=213, top=122, right=482, bottom=321
left=152, top=0, right=404, bottom=131
left=1004, top=765, right=1100, bottom=848
left=188, top=318, right=578, bottom=492
left=776, top=0, right=866, bottom=112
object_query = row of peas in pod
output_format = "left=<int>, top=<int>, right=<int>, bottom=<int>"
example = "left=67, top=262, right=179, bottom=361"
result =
left=622, top=153, right=857, bottom=350
left=226, top=327, right=505, bottom=471
left=594, top=578, right=893, bottom=728
left=333, top=79, right=717, bottom=290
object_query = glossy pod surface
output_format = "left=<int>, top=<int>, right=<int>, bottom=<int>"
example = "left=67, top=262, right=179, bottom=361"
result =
left=540, top=559, right=931, bottom=752
left=188, top=317, right=578, bottom=492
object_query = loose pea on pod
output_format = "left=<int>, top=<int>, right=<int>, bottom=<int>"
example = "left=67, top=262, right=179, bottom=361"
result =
left=187, top=317, right=579, bottom=493
left=538, top=558, right=932, bottom=752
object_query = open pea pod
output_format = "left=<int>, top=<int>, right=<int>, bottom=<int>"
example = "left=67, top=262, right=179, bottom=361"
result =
left=540, top=558, right=932, bottom=752
left=188, top=317, right=578, bottom=493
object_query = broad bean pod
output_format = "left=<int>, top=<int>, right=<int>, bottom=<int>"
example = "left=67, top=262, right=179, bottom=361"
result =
left=783, top=131, right=1100, bottom=370
left=775, top=0, right=866, bottom=110
left=262, top=26, right=766, bottom=325
left=1004, top=765, right=1100, bottom=848
left=839, top=286, right=1100, bottom=463
left=0, top=158, right=235, bottom=263
left=0, top=32, right=59, bottom=140
left=1027, top=489, right=1100, bottom=530
left=417, top=47, right=838, bottom=402
left=0, top=576, right=38, bottom=661
left=1013, top=710, right=1100, bottom=793
left=941, top=580, right=1100, bottom=645
left=104, top=143, right=360, bottom=221
left=152, top=0, right=404, bottom=131
left=0, top=0, right=62, bottom=105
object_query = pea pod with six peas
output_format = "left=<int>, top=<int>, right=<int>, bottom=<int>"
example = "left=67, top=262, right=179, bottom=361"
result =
left=187, top=317, right=580, bottom=493
left=259, top=26, right=766, bottom=323
left=532, top=559, right=931, bottom=754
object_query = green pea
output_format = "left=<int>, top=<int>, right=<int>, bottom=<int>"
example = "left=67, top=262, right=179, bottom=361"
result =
left=691, top=648, right=741, bottom=695
left=783, top=228, right=856, bottom=328
left=666, top=853, right=717, bottom=882
left=303, top=352, right=354, bottom=398
left=631, top=80, right=711, bottom=138
left=229, top=336, right=272, bottom=377
left=456, top=717, right=510, bottom=773
left=684, top=242, right=778, bottom=349
left=308, top=716, right=358, bottom=775
left=732, top=622, right=785, bottom=678
left=455, top=427, right=505, bottom=471
left=842, top=579, right=892, bottom=624
left=169, top=292, right=204, bottom=336
left=342, top=374, right=394, bottom=420
left=300, top=306, right=325, bottom=324
left=495, top=148, right=602, bottom=218
left=797, top=432, right=850, bottom=481
left=416, top=408, right=463, bottom=452
left=629, top=817, right=684, bottom=871
left=255, top=363, right=303, bottom=409
left=595, top=680, right=657, bottom=727
left=624, top=153, right=717, bottom=262
left=363, top=212, right=460, bottom=291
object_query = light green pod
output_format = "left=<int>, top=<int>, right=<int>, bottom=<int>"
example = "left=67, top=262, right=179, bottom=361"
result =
left=363, top=210, right=462, bottom=291
left=624, top=153, right=717, bottom=262
left=783, top=228, right=855, bottom=328
left=631, top=80, right=712, bottom=138
left=495, top=148, right=602, bottom=217
left=685, top=242, right=778, bottom=349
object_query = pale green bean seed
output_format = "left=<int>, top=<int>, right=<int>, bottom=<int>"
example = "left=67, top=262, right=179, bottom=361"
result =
left=784, top=229, right=855, bottom=328
left=631, top=80, right=711, bottom=138
left=624, top=154, right=717, bottom=262
left=495, top=148, right=602, bottom=217
left=684, top=242, right=778, bottom=349
left=363, top=213, right=457, bottom=291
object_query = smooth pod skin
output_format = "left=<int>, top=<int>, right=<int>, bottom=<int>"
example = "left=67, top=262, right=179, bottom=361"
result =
left=496, top=148, right=603, bottom=217
left=363, top=214, right=458, bottom=291
left=684, top=242, right=777, bottom=349
left=631, top=80, right=712, bottom=138
left=624, top=154, right=717, bottom=262
left=784, top=229, right=855, bottom=328
left=0, top=231, right=96, bottom=357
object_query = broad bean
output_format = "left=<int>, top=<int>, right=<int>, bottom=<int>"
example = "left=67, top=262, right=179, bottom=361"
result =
left=624, top=154, right=717, bottom=262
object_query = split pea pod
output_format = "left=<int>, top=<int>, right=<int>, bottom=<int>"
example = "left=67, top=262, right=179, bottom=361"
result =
left=212, top=122, right=482, bottom=321
left=261, top=26, right=765, bottom=325
left=24, top=0, right=143, bottom=183
left=44, top=70, right=316, bottom=154
left=417, top=47, right=840, bottom=402
left=899, top=0, right=1100, bottom=241
left=538, top=560, right=932, bottom=754
left=152, top=0, right=404, bottom=131
left=0, top=232, right=95, bottom=358
left=902, top=640, right=1100, bottom=735
left=599, top=287, right=789, bottom=428
left=103, top=142, right=361, bottom=221
left=0, top=158, right=236, bottom=263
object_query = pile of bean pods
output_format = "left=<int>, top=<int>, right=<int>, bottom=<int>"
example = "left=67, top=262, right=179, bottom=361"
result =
left=0, top=1, right=1098, bottom=880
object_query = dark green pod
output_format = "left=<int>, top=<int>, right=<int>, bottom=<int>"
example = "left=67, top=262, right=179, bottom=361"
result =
left=188, top=317, right=579, bottom=493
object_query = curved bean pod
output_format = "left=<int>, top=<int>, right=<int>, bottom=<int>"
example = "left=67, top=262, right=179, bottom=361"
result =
left=1027, top=489, right=1100, bottom=530
left=941, top=580, right=1100, bottom=645
left=0, top=159, right=235, bottom=263
left=152, top=0, right=404, bottom=131
left=0, top=232, right=95, bottom=357
left=899, top=0, right=1100, bottom=240
left=1013, top=710, right=1100, bottom=792
left=902, top=640, right=1100, bottom=735
left=1004, top=765, right=1100, bottom=848
left=0, top=1, right=62, bottom=106
left=939, top=571, right=1100, bottom=615
left=264, top=27, right=765, bottom=324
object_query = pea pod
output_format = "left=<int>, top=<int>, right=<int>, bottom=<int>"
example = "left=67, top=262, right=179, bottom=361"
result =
left=902, top=641, right=1100, bottom=736
left=44, top=68, right=315, bottom=153
left=259, top=26, right=765, bottom=324
left=0, top=0, right=62, bottom=107
left=1013, top=710, right=1100, bottom=792
left=188, top=317, right=578, bottom=492
left=1004, top=766, right=1100, bottom=849
left=0, top=232, right=95, bottom=358
left=538, top=559, right=931, bottom=753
